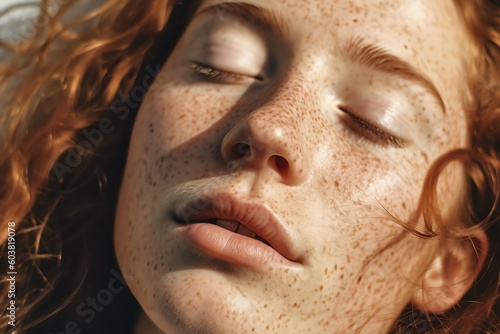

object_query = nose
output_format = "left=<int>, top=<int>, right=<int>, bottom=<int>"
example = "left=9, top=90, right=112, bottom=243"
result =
left=220, top=90, right=312, bottom=186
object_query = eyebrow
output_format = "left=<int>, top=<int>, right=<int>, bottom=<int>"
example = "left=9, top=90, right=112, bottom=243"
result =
left=197, top=2, right=446, bottom=114
left=197, top=2, right=287, bottom=36
left=342, top=37, right=446, bottom=113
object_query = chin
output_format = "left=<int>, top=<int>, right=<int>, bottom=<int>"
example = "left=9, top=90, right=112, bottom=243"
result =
left=143, top=269, right=262, bottom=334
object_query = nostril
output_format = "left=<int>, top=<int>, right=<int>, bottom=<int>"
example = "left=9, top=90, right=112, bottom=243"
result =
left=236, top=143, right=251, bottom=156
left=226, top=142, right=251, bottom=160
left=271, top=155, right=289, bottom=173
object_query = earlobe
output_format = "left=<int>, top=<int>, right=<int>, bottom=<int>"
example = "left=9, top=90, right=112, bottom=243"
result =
left=411, top=229, right=489, bottom=314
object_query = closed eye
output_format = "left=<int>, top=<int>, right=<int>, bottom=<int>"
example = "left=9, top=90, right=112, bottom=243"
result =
left=339, top=106, right=406, bottom=148
left=191, top=62, right=263, bottom=84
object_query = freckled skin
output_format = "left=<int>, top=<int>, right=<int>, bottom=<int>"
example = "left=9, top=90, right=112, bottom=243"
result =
left=114, top=0, right=473, bottom=333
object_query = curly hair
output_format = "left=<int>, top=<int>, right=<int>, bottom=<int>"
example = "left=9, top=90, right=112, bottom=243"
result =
left=0, top=0, right=498, bottom=333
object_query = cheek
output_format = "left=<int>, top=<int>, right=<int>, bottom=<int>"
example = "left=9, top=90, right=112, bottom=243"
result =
left=310, top=187, right=433, bottom=316
left=304, top=146, right=431, bottom=290
left=315, top=141, right=426, bottom=222
left=141, top=81, right=237, bottom=150
left=114, top=80, right=233, bottom=285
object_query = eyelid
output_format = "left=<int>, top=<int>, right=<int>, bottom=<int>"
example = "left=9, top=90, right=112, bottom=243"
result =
left=191, top=62, right=261, bottom=84
left=339, top=91, right=414, bottom=139
left=185, top=13, right=269, bottom=80
left=196, top=42, right=266, bottom=79
left=370, top=104, right=413, bottom=142
left=339, top=105, right=407, bottom=148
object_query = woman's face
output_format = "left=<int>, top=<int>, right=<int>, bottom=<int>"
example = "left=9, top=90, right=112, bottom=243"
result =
left=115, top=0, right=472, bottom=332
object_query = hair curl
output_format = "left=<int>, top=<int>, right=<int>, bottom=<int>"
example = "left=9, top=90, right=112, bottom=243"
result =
left=0, top=0, right=498, bottom=333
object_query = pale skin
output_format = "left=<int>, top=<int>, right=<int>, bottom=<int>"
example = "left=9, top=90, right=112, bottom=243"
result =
left=114, top=0, right=488, bottom=333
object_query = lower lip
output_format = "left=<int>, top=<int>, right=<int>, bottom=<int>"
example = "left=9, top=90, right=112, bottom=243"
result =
left=180, top=223, right=301, bottom=270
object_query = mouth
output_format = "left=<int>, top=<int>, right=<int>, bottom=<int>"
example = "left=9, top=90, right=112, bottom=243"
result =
left=171, top=192, right=301, bottom=270
left=191, top=218, right=271, bottom=246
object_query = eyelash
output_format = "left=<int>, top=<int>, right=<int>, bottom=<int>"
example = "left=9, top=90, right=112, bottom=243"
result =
left=190, top=63, right=405, bottom=149
left=339, top=106, right=406, bottom=148
left=191, top=63, right=248, bottom=83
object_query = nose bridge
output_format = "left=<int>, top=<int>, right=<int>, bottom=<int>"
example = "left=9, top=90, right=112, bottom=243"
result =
left=221, top=76, right=316, bottom=186
left=249, top=78, right=312, bottom=151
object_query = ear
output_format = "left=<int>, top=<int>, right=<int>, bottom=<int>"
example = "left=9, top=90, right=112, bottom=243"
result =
left=411, top=229, right=489, bottom=314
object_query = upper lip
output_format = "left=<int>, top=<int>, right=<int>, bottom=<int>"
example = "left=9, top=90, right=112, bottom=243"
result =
left=172, top=192, right=301, bottom=263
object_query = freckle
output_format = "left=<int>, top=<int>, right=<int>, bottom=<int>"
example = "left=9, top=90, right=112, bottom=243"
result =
left=352, top=18, right=358, bottom=23
left=402, top=202, right=406, bottom=209
left=319, top=285, right=324, bottom=291
left=421, top=151, right=429, bottom=163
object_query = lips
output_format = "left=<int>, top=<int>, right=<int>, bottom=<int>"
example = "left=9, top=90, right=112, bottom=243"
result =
left=203, top=218, right=271, bottom=245
left=171, top=192, right=301, bottom=269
